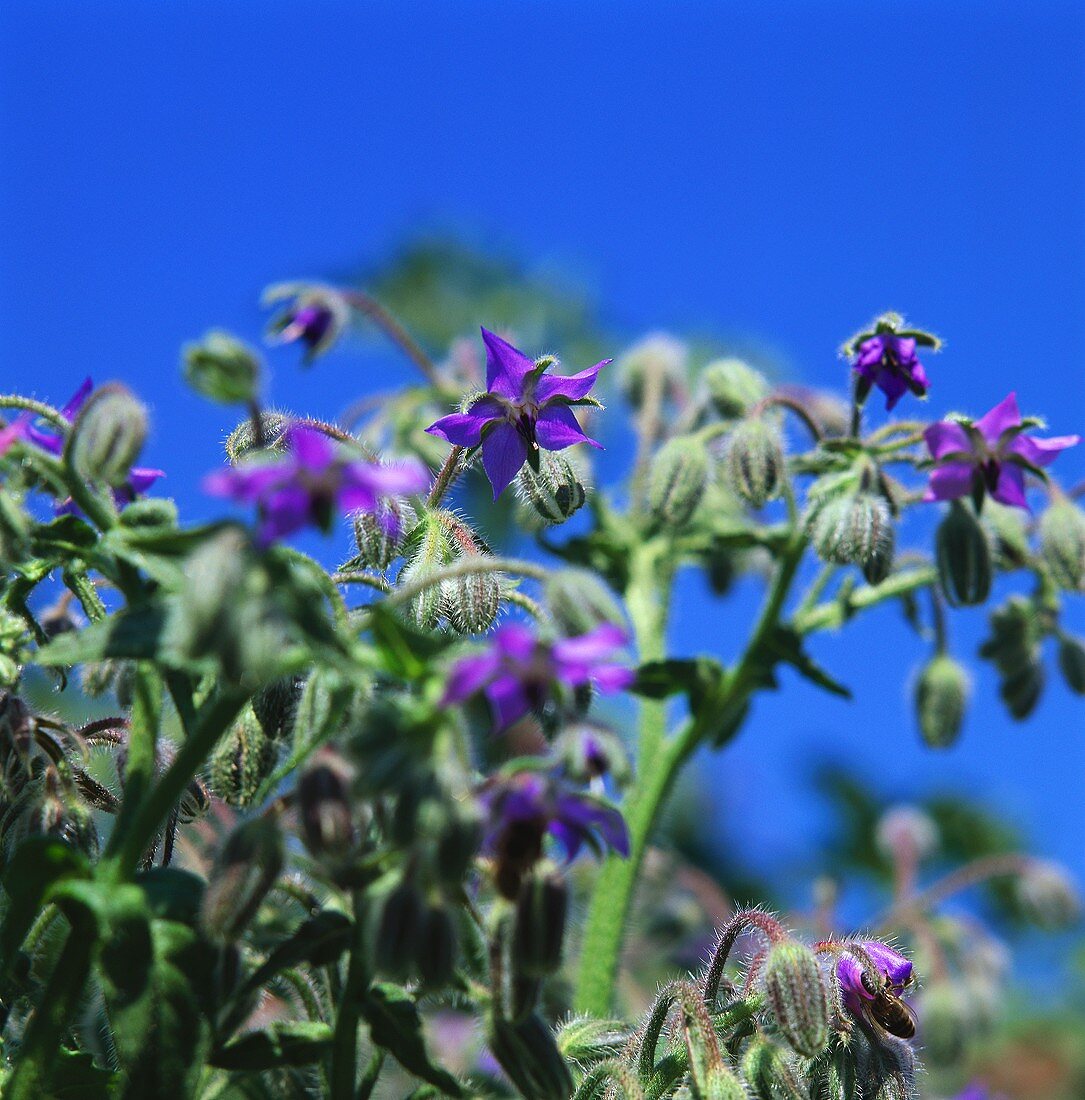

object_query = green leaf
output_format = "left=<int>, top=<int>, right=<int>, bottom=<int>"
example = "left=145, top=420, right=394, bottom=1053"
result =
left=135, top=868, right=205, bottom=926
left=36, top=604, right=166, bottom=666
left=0, top=837, right=89, bottom=976
left=763, top=627, right=852, bottom=698
left=630, top=657, right=724, bottom=705
left=366, top=605, right=453, bottom=680
left=360, top=983, right=464, bottom=1096
left=211, top=1020, right=334, bottom=1070
left=41, top=1048, right=116, bottom=1100
left=29, top=514, right=98, bottom=555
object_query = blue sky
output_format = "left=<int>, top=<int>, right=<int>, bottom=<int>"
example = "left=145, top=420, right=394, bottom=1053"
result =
left=2, top=0, right=1083, bottom=920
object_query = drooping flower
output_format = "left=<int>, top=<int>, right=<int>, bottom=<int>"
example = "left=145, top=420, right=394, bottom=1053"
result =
left=478, top=770, right=629, bottom=897
left=924, top=393, right=1079, bottom=510
left=426, top=328, right=610, bottom=499
left=442, top=622, right=634, bottom=731
left=263, top=283, right=350, bottom=362
left=1, top=379, right=164, bottom=511
left=835, top=940, right=914, bottom=1021
left=204, top=424, right=428, bottom=546
left=853, top=333, right=930, bottom=411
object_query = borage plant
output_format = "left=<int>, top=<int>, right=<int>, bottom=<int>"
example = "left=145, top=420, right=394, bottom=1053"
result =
left=0, top=281, right=1081, bottom=1099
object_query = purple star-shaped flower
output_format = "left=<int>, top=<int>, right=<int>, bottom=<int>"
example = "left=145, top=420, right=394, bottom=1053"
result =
left=924, top=393, right=1079, bottom=510
left=1, top=378, right=164, bottom=511
left=442, top=622, right=634, bottom=731
left=853, top=333, right=930, bottom=411
left=204, top=424, right=428, bottom=546
left=263, top=284, right=349, bottom=362
left=835, top=940, right=913, bottom=1019
left=479, top=771, right=630, bottom=864
left=426, top=328, right=610, bottom=499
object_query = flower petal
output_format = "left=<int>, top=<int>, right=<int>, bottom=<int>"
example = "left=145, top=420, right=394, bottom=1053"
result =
left=443, top=651, right=502, bottom=705
left=59, top=377, right=94, bottom=422
left=991, top=462, right=1028, bottom=509
left=1009, top=432, right=1081, bottom=468
left=287, top=425, right=336, bottom=471
left=551, top=624, right=628, bottom=671
left=534, top=404, right=602, bottom=452
left=534, top=360, right=609, bottom=403
left=0, top=413, right=32, bottom=456
left=487, top=675, right=533, bottom=731
left=493, top=623, right=538, bottom=662
left=924, top=420, right=972, bottom=461
left=256, top=485, right=313, bottom=545
left=975, top=393, right=1022, bottom=446
left=924, top=462, right=975, bottom=502
left=480, top=421, right=529, bottom=499
left=860, top=941, right=913, bottom=988
left=127, top=467, right=164, bottom=494
left=425, top=396, right=505, bottom=447
left=482, top=327, right=535, bottom=400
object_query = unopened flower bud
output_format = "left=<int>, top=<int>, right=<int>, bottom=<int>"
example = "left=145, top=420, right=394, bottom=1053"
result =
left=1058, top=634, right=1085, bottom=695
left=936, top=501, right=993, bottom=607
left=488, top=1013, right=574, bottom=1100
left=824, top=1043, right=860, bottom=1100
left=251, top=675, right=303, bottom=742
left=876, top=805, right=939, bottom=862
left=556, top=1016, right=629, bottom=1063
left=918, top=983, right=970, bottom=1067
left=512, top=865, right=568, bottom=978
left=1040, top=498, right=1085, bottom=592
left=808, top=493, right=893, bottom=568
left=69, top=384, right=148, bottom=488
left=225, top=411, right=290, bottom=463
left=436, top=512, right=502, bottom=635
left=741, top=1037, right=807, bottom=1100
left=209, top=707, right=278, bottom=806
left=515, top=451, right=587, bottom=526
left=914, top=654, right=970, bottom=748
left=617, top=333, right=687, bottom=406
left=726, top=419, right=784, bottom=507
left=200, top=814, right=284, bottom=942
left=763, top=941, right=830, bottom=1057
left=982, top=500, right=1031, bottom=571
left=545, top=569, right=626, bottom=637
left=1016, top=860, right=1081, bottom=929
left=862, top=529, right=895, bottom=586
left=298, top=747, right=355, bottom=858
left=702, top=357, right=770, bottom=419
left=182, top=330, right=261, bottom=405
left=417, top=903, right=458, bottom=989
left=646, top=436, right=711, bottom=530
left=351, top=499, right=417, bottom=570
left=398, top=513, right=454, bottom=630
left=263, top=283, right=350, bottom=362
left=368, top=872, right=423, bottom=980
left=432, top=801, right=483, bottom=888
left=554, top=723, right=631, bottom=785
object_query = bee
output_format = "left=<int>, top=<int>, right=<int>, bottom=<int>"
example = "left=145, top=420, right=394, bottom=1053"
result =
left=861, top=970, right=918, bottom=1039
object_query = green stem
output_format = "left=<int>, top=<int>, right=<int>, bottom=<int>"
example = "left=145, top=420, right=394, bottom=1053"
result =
left=6, top=912, right=95, bottom=1100
left=378, top=555, right=548, bottom=612
left=793, top=565, right=938, bottom=634
left=62, top=567, right=107, bottom=622
left=330, top=891, right=370, bottom=1099
left=0, top=395, right=69, bottom=433
left=428, top=445, right=465, bottom=507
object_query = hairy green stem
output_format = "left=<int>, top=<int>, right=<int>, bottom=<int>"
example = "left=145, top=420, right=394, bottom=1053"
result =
left=793, top=565, right=937, bottom=634
left=0, top=395, right=69, bottom=433
left=428, top=445, right=465, bottom=507
left=330, top=891, right=370, bottom=1099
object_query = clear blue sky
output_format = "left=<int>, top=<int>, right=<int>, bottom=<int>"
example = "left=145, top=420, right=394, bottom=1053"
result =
left=2, top=1, right=1083, bottom=909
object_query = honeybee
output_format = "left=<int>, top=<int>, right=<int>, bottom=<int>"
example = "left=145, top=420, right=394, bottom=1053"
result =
left=869, top=984, right=918, bottom=1039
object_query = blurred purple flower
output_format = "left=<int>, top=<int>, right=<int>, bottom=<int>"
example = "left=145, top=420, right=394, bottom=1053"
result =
left=479, top=771, right=629, bottom=865
left=263, top=284, right=349, bottom=361
left=835, top=940, right=913, bottom=1018
left=954, top=1083, right=1007, bottom=1100
left=442, top=622, right=634, bottom=731
left=924, top=393, right=1079, bottom=510
left=853, top=334, right=930, bottom=411
left=1, top=378, right=163, bottom=511
left=426, top=327, right=610, bottom=499
left=204, top=424, right=428, bottom=546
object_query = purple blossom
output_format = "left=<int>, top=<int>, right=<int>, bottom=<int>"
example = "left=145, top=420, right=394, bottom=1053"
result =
left=924, top=393, right=1079, bottom=510
left=853, top=333, right=930, bottom=411
left=204, top=424, right=428, bottom=546
left=426, top=328, right=610, bottom=499
left=835, top=940, right=913, bottom=1019
left=0, top=379, right=164, bottom=511
left=442, top=622, right=634, bottom=731
left=954, top=1084, right=1006, bottom=1100
left=479, top=771, right=629, bottom=866
left=263, top=284, right=349, bottom=361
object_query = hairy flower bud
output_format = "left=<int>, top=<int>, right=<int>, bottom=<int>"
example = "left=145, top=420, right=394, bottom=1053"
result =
left=726, top=418, right=784, bottom=507
left=914, top=654, right=970, bottom=748
left=488, top=1013, right=574, bottom=1100
left=808, top=493, right=893, bottom=568
left=702, top=357, right=771, bottom=418
left=982, top=500, right=1031, bottom=571
left=544, top=569, right=626, bottom=637
left=417, top=903, right=458, bottom=989
left=617, top=333, right=687, bottom=406
left=224, top=411, right=290, bottom=463
left=298, top=747, right=355, bottom=858
left=200, top=814, right=284, bottom=942
left=1040, top=497, right=1085, bottom=592
left=763, top=941, right=830, bottom=1057
left=936, top=501, right=992, bottom=607
left=1058, top=634, right=1085, bottom=695
left=399, top=512, right=454, bottom=630
left=351, top=499, right=417, bottom=571
left=741, top=1037, right=807, bottom=1100
left=516, top=451, right=587, bottom=526
left=876, top=805, right=939, bottom=862
left=1016, top=860, right=1081, bottom=929
left=646, top=436, right=711, bottom=530
left=251, top=675, right=303, bottom=742
left=512, top=864, right=568, bottom=978
left=69, top=383, right=148, bottom=487
left=367, top=872, right=423, bottom=980
left=437, top=512, right=502, bottom=635
left=210, top=707, right=278, bottom=807
left=555, top=1016, right=629, bottom=1064
left=182, top=330, right=261, bottom=404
